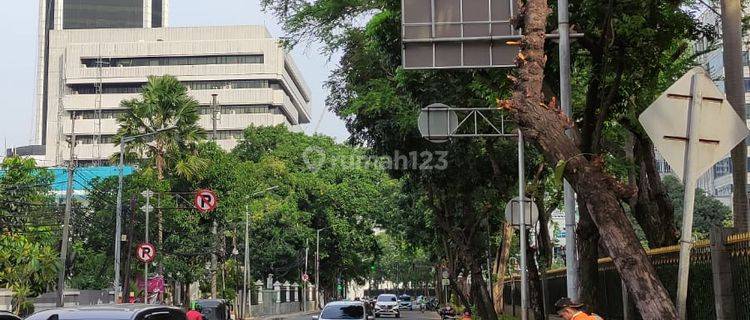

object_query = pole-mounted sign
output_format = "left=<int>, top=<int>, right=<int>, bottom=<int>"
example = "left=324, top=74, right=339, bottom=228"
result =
left=136, top=243, right=156, bottom=263
left=194, top=189, right=219, bottom=213
left=639, top=67, right=749, bottom=319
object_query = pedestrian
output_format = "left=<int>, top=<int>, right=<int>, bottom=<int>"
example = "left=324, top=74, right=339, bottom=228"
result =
left=554, top=298, right=603, bottom=320
left=186, top=303, right=203, bottom=320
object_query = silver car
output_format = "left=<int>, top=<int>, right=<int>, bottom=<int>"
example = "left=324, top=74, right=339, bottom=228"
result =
left=314, top=301, right=374, bottom=320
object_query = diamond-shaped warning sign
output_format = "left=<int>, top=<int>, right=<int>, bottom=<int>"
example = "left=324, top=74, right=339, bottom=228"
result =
left=639, top=67, right=748, bottom=181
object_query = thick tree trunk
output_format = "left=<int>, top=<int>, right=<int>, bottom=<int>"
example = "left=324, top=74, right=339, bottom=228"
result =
left=492, top=223, right=513, bottom=314
left=527, top=245, right=544, bottom=319
left=507, top=0, right=677, bottom=318
left=469, top=261, right=498, bottom=320
left=631, top=133, right=679, bottom=247
left=575, top=203, right=601, bottom=312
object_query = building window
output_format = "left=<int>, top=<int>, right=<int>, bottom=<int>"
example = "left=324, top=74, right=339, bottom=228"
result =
left=81, top=54, right=264, bottom=68
left=70, top=135, right=116, bottom=145
left=152, top=0, right=163, bottom=28
left=63, top=0, right=144, bottom=29
left=207, top=130, right=245, bottom=140
left=199, top=105, right=271, bottom=115
left=70, top=110, right=126, bottom=119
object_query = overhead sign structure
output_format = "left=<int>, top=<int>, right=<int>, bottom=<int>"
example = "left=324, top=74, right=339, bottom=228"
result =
left=504, top=197, right=539, bottom=228
left=194, top=189, right=218, bottom=213
left=402, top=0, right=520, bottom=69
left=639, top=67, right=749, bottom=319
left=136, top=243, right=156, bottom=263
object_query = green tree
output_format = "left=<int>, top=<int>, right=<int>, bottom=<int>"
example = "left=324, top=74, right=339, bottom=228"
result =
left=115, top=75, right=206, bottom=181
left=0, top=157, right=59, bottom=316
left=662, top=175, right=731, bottom=237
left=116, top=75, right=208, bottom=281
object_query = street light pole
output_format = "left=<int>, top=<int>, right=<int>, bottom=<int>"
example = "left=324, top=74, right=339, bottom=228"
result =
left=557, top=0, right=579, bottom=302
left=211, top=93, right=220, bottom=299
left=518, top=130, right=528, bottom=320
left=316, top=229, right=321, bottom=309
left=114, top=127, right=176, bottom=302
left=241, top=186, right=278, bottom=318
left=243, top=204, right=250, bottom=319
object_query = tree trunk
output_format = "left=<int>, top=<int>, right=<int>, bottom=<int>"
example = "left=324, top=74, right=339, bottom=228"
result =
left=492, top=223, right=513, bottom=314
left=630, top=132, right=679, bottom=247
left=576, top=202, right=601, bottom=312
left=527, top=245, right=544, bottom=320
left=507, top=0, right=677, bottom=318
left=720, top=0, right=750, bottom=232
left=469, top=262, right=498, bottom=320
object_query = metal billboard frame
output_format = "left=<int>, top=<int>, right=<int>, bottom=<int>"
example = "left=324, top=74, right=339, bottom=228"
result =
left=401, top=0, right=520, bottom=69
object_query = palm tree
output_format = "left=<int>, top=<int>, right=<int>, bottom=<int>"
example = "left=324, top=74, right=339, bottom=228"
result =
left=115, top=75, right=207, bottom=272
left=115, top=75, right=206, bottom=180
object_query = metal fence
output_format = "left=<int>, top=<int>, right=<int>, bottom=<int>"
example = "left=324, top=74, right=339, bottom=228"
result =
left=504, top=231, right=750, bottom=320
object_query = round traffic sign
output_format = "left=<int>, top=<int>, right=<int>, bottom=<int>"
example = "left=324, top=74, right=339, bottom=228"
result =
left=302, top=273, right=309, bottom=282
left=136, top=243, right=157, bottom=263
left=194, top=189, right=218, bottom=213
left=418, top=103, right=458, bottom=143
left=504, top=196, right=539, bottom=228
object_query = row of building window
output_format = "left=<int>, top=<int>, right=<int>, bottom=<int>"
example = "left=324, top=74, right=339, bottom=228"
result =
left=71, top=135, right=116, bottom=145
left=69, top=80, right=274, bottom=95
left=81, top=54, right=264, bottom=68
left=198, top=105, right=277, bottom=115
left=68, top=105, right=278, bottom=120
left=207, top=130, right=245, bottom=140
left=69, top=130, right=248, bottom=145
left=70, top=110, right=127, bottom=119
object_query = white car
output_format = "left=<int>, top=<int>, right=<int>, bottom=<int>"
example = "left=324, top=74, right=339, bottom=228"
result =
left=374, top=294, right=400, bottom=318
left=314, top=301, right=374, bottom=320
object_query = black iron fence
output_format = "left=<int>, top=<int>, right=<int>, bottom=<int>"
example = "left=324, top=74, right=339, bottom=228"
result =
left=504, top=231, right=750, bottom=319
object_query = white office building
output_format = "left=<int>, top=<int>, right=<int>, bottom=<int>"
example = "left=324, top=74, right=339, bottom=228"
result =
left=10, top=1, right=312, bottom=166
left=688, top=8, right=750, bottom=207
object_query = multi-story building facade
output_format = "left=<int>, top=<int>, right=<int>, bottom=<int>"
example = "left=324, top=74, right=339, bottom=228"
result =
left=688, top=8, right=750, bottom=208
left=14, top=1, right=311, bottom=166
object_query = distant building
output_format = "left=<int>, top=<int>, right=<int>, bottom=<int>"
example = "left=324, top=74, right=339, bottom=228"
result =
left=684, top=7, right=750, bottom=208
left=12, top=1, right=312, bottom=167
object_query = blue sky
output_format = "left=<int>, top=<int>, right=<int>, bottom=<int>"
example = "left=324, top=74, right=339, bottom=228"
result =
left=0, top=0, right=348, bottom=152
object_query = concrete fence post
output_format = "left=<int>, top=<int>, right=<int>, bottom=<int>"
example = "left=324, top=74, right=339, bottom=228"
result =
left=274, top=281, right=282, bottom=303
left=283, top=281, right=291, bottom=303
left=292, top=283, right=300, bottom=302
left=255, top=280, right=264, bottom=304
left=710, top=226, right=736, bottom=320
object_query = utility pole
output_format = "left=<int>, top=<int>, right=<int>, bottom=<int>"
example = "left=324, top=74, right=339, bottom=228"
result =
left=123, top=196, right=137, bottom=303
left=557, top=0, right=579, bottom=302
left=211, top=93, right=220, bottom=299
left=57, top=112, right=76, bottom=307
left=720, top=0, right=749, bottom=232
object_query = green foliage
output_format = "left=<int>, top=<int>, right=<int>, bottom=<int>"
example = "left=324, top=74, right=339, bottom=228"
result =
left=115, top=75, right=206, bottom=180
left=0, top=156, right=59, bottom=313
left=662, top=175, right=731, bottom=237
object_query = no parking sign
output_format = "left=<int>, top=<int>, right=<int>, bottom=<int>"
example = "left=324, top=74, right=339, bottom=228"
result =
left=194, top=189, right=218, bottom=213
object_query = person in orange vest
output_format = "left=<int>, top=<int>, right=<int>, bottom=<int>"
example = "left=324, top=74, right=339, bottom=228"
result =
left=554, top=298, right=603, bottom=320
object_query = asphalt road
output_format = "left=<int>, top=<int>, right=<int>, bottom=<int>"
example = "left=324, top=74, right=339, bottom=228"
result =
left=276, top=310, right=441, bottom=320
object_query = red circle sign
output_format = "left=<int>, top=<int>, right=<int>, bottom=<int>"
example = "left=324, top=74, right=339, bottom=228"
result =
left=302, top=273, right=309, bottom=282
left=136, top=243, right=157, bottom=263
left=194, top=189, right=218, bottom=213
